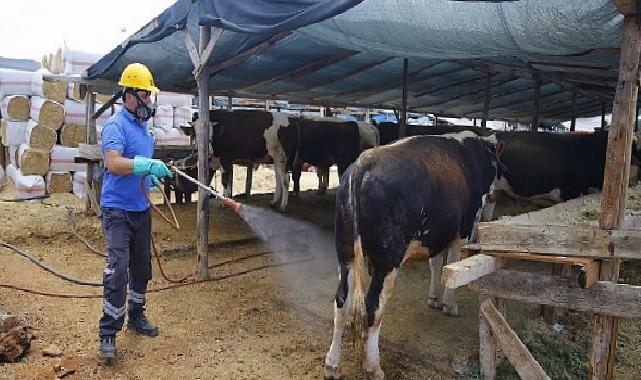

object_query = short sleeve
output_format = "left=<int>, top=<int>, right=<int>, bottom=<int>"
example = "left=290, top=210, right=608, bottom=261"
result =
left=101, top=120, right=125, bottom=155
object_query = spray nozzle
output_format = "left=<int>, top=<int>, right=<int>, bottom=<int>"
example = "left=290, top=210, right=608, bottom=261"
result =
left=223, top=198, right=243, bottom=214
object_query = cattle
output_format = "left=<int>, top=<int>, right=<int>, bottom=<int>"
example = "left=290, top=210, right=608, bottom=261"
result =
left=482, top=131, right=641, bottom=220
left=205, top=109, right=378, bottom=210
left=375, top=122, right=492, bottom=145
left=324, top=131, right=499, bottom=380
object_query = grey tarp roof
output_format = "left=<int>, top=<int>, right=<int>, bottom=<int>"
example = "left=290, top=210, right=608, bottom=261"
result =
left=87, top=0, right=624, bottom=122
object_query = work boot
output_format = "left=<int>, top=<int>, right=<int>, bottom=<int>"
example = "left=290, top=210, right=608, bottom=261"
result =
left=99, top=336, right=116, bottom=362
left=127, top=314, right=159, bottom=337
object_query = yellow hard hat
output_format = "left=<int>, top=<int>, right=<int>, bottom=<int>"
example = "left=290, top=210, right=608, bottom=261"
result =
left=118, top=63, right=159, bottom=93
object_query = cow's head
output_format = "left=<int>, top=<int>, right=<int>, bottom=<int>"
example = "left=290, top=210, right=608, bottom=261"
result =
left=479, top=134, right=509, bottom=175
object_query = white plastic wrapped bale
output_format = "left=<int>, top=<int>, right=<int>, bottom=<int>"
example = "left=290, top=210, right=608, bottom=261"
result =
left=30, top=70, right=66, bottom=103
left=153, top=105, right=174, bottom=129
left=62, top=48, right=101, bottom=75
left=0, top=69, right=34, bottom=98
left=18, top=144, right=49, bottom=176
left=153, top=127, right=191, bottom=145
left=1, top=120, right=27, bottom=146
left=24, top=120, right=56, bottom=150
left=173, top=106, right=192, bottom=127
left=30, top=96, right=64, bottom=130
left=72, top=171, right=86, bottom=198
left=6, top=163, right=17, bottom=183
left=9, top=145, right=19, bottom=167
left=46, top=171, right=72, bottom=193
left=50, top=145, right=86, bottom=172
left=13, top=169, right=45, bottom=199
left=64, top=98, right=112, bottom=125
left=156, top=92, right=193, bottom=108
left=1, top=95, right=30, bottom=121
left=96, top=124, right=103, bottom=144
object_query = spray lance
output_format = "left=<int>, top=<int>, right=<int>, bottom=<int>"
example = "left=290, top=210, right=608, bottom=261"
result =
left=167, top=164, right=244, bottom=214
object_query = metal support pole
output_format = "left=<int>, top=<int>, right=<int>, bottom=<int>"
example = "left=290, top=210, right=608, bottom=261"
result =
left=531, top=72, right=541, bottom=131
left=481, top=72, right=492, bottom=131
left=570, top=91, right=577, bottom=132
left=399, top=58, right=409, bottom=138
left=601, top=100, right=607, bottom=129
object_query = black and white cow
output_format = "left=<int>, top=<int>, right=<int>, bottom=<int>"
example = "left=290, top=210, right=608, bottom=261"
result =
left=324, top=131, right=498, bottom=380
left=483, top=131, right=641, bottom=220
left=207, top=110, right=378, bottom=209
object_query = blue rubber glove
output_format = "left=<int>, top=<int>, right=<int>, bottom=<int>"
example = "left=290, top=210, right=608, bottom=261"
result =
left=150, top=175, right=160, bottom=192
left=132, top=156, right=173, bottom=178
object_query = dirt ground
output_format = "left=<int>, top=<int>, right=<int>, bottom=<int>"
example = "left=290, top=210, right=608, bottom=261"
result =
left=0, top=166, right=640, bottom=379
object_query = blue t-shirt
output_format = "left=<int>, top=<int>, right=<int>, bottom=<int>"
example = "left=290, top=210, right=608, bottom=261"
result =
left=100, top=108, right=155, bottom=211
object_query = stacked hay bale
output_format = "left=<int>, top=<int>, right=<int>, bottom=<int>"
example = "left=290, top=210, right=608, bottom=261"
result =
left=152, top=91, right=193, bottom=145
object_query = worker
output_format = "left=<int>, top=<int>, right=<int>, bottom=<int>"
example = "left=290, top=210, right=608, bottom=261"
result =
left=98, top=63, right=173, bottom=362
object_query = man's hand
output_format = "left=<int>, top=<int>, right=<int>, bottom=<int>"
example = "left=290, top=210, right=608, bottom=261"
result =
left=150, top=175, right=161, bottom=192
left=133, top=156, right=173, bottom=178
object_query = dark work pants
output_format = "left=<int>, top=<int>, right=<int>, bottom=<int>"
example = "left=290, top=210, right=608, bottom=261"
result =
left=99, top=207, right=152, bottom=338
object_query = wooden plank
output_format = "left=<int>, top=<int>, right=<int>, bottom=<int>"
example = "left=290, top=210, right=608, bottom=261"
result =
left=77, top=143, right=102, bottom=161
left=245, top=163, right=252, bottom=196
left=240, top=50, right=359, bottom=92
left=84, top=90, right=98, bottom=215
left=480, top=299, right=550, bottom=380
left=399, top=58, right=409, bottom=138
left=470, top=269, right=641, bottom=318
left=573, top=260, right=600, bottom=289
left=196, top=26, right=212, bottom=280
left=209, top=31, right=292, bottom=76
left=442, top=254, right=506, bottom=289
left=194, top=27, right=223, bottom=77
left=476, top=223, right=641, bottom=259
left=479, top=295, right=498, bottom=380
left=591, top=13, right=641, bottom=380
left=182, top=29, right=201, bottom=68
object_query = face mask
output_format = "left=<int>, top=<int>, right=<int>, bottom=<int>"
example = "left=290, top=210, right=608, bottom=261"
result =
left=130, top=90, right=156, bottom=122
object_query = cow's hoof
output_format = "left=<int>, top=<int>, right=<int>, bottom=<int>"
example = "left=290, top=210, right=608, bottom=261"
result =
left=324, top=364, right=341, bottom=379
left=442, top=304, right=460, bottom=317
left=364, top=363, right=385, bottom=380
left=427, top=297, right=443, bottom=310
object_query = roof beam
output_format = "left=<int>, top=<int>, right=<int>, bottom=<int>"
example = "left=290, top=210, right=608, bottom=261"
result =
left=463, top=88, right=565, bottom=116
left=282, top=56, right=395, bottom=95
left=527, top=59, right=614, bottom=70
left=413, top=74, right=487, bottom=98
left=239, top=50, right=359, bottom=91
left=315, top=61, right=463, bottom=100
left=414, top=76, right=520, bottom=109
left=208, top=31, right=292, bottom=77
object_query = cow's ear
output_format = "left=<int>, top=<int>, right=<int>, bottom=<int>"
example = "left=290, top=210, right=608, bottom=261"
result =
left=496, top=140, right=506, bottom=158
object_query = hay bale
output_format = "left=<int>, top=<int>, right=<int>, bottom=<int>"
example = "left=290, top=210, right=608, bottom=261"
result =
left=12, top=167, right=45, bottom=199
left=46, top=171, right=72, bottom=193
left=30, top=71, right=66, bottom=103
left=59, top=124, right=86, bottom=147
left=62, top=48, right=100, bottom=75
left=1, top=96, right=30, bottom=121
left=50, top=145, right=85, bottom=172
left=24, top=120, right=56, bottom=150
left=18, top=145, right=49, bottom=176
left=1, top=120, right=27, bottom=146
left=0, top=69, right=33, bottom=98
left=30, top=96, right=64, bottom=130
left=9, top=145, right=19, bottom=167
left=72, top=171, right=86, bottom=198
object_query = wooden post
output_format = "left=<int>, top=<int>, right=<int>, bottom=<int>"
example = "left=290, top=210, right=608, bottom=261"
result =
left=601, top=100, right=607, bottom=129
left=480, top=295, right=498, bottom=379
left=227, top=94, right=232, bottom=110
left=590, top=12, right=641, bottom=380
left=399, top=58, right=409, bottom=138
left=570, top=91, right=578, bottom=132
left=196, top=26, right=212, bottom=280
left=434, top=115, right=439, bottom=126
left=481, top=73, right=492, bottom=130
left=636, top=89, right=640, bottom=132
left=473, top=118, right=477, bottom=126
left=531, top=72, right=541, bottom=131
left=85, top=88, right=99, bottom=215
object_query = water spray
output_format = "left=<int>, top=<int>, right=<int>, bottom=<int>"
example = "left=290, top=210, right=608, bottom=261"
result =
left=168, top=164, right=244, bottom=215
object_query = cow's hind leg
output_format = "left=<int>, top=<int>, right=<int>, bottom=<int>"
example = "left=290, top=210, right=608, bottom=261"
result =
left=428, top=252, right=444, bottom=310
left=364, top=267, right=398, bottom=380
left=325, top=264, right=351, bottom=379
left=442, top=239, right=463, bottom=317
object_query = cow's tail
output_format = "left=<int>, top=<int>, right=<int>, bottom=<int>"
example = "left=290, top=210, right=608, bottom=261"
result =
left=348, top=162, right=368, bottom=366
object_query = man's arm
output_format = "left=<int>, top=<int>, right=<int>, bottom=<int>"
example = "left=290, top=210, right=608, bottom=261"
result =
left=104, top=150, right=134, bottom=175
